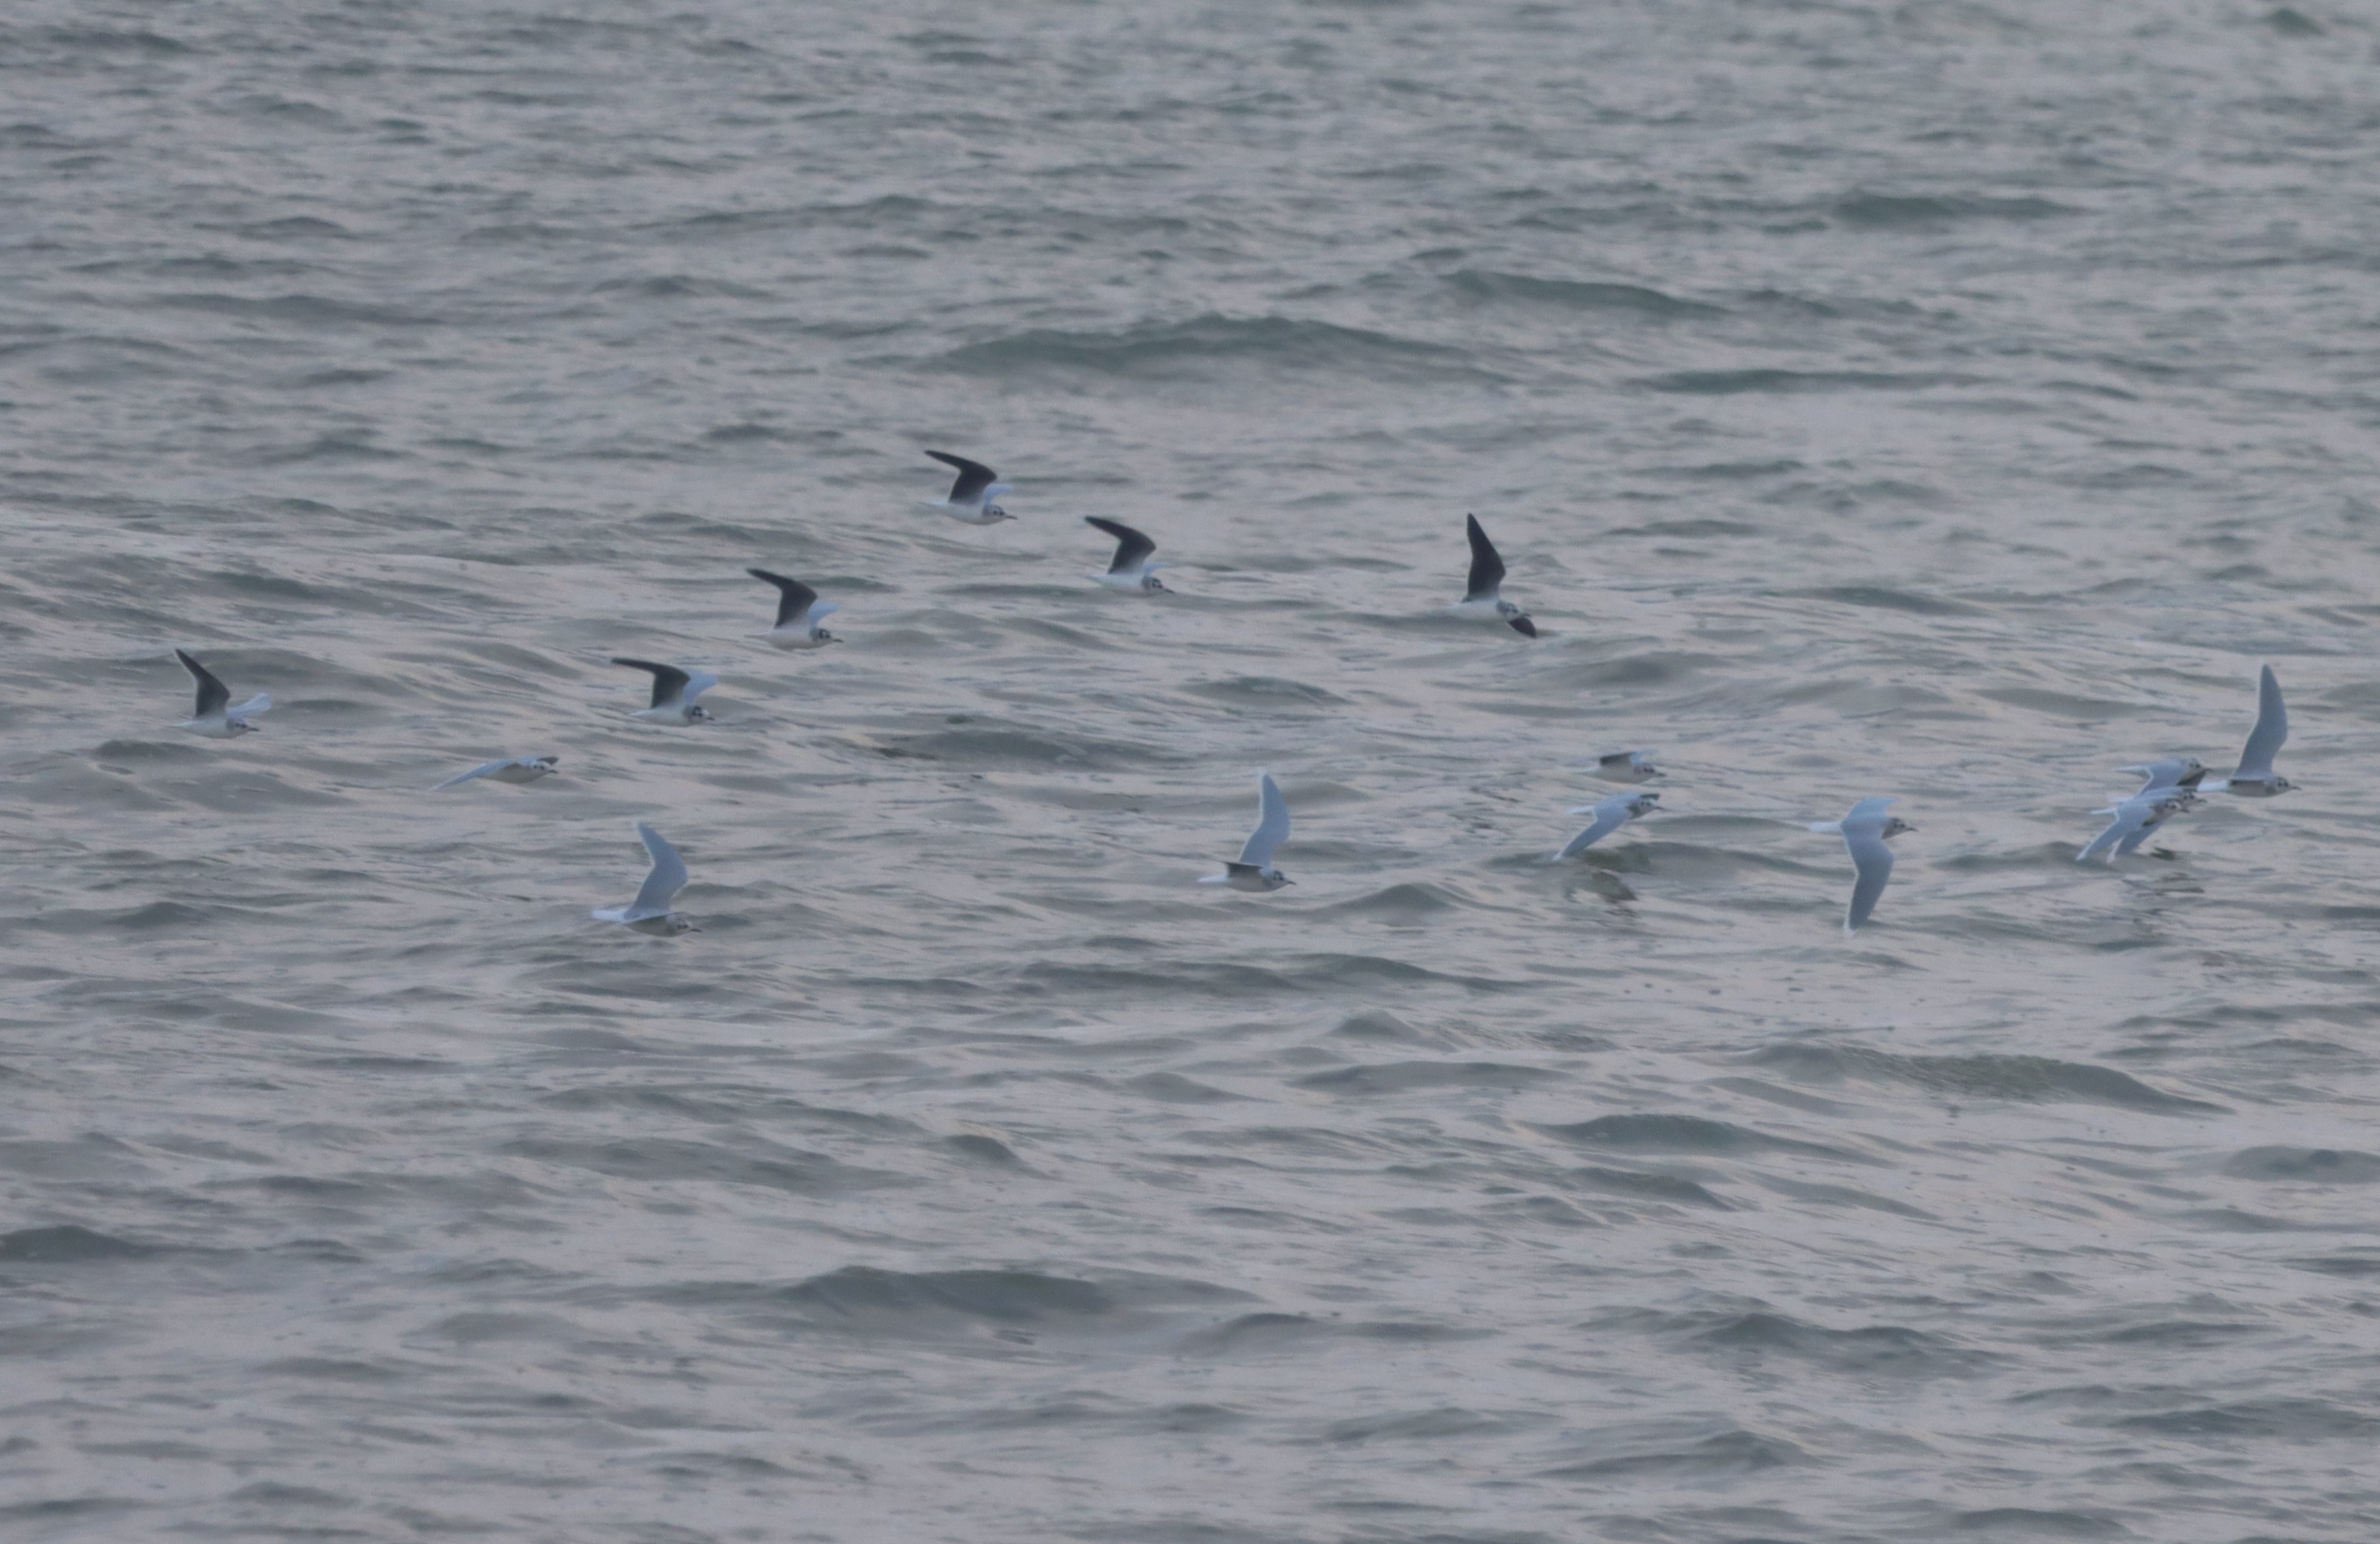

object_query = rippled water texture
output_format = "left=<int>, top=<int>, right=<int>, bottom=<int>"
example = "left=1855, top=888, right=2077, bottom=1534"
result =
left=6, top=1, right=2380, bottom=1539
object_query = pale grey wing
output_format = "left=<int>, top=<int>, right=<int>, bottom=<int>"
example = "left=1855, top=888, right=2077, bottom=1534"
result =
left=175, top=648, right=230, bottom=718
left=1842, top=795, right=1896, bottom=824
left=433, top=758, right=509, bottom=790
left=627, top=822, right=688, bottom=918
left=1238, top=773, right=1291, bottom=867
left=1555, top=808, right=1628, bottom=858
left=806, top=601, right=840, bottom=629
left=1842, top=828, right=1895, bottom=931
left=2236, top=665, right=2288, bottom=778
left=681, top=670, right=719, bottom=704
left=2077, top=801, right=2144, bottom=862
left=2113, top=817, right=2164, bottom=857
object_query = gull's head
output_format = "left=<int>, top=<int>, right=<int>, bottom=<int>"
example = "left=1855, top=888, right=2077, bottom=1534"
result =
left=1882, top=816, right=1916, bottom=838
left=984, top=503, right=1014, bottom=522
left=687, top=704, right=714, bottom=722
left=227, top=718, right=260, bottom=736
left=1144, top=573, right=1169, bottom=593
left=1630, top=792, right=1661, bottom=817
left=815, top=627, right=840, bottom=644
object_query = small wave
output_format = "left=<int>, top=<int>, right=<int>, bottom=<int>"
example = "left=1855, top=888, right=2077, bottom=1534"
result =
left=1536, top=1416, right=1806, bottom=1479
left=1793, top=584, right=1984, bottom=617
left=2111, top=1399, right=2379, bottom=1440
left=2223, top=1146, right=2380, bottom=1182
left=1944, top=1508, right=2126, bottom=1536
left=1536, top=1113, right=1869, bottom=1163
left=1564, top=1166, right=1731, bottom=1209
left=879, top=723, right=1166, bottom=770
left=1641, top=1307, right=1989, bottom=1377
left=1292, top=1061, right=1563, bottom=1095
left=1183, top=674, right=1347, bottom=709
left=500, top=1136, right=908, bottom=1196
left=933, top=314, right=1490, bottom=382
left=0, top=1224, right=158, bottom=1263
left=1637, top=367, right=1969, bottom=395
left=1750, top=1045, right=2222, bottom=1112
left=1832, top=191, right=2075, bottom=227
left=1441, top=269, right=1723, bottom=317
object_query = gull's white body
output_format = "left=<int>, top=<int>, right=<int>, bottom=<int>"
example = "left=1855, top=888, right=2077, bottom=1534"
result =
left=1551, top=791, right=1659, bottom=860
left=435, top=755, right=559, bottom=791
left=766, top=603, right=840, bottom=649
left=1200, top=772, right=1293, bottom=891
left=1809, top=796, right=1914, bottom=934
left=924, top=451, right=1014, bottom=524
left=2213, top=664, right=2292, bottom=796
left=593, top=822, right=696, bottom=934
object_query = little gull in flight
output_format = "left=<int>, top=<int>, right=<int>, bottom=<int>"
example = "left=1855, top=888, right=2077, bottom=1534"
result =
left=434, top=754, right=559, bottom=791
left=1086, top=517, right=1168, bottom=592
left=1551, top=791, right=1659, bottom=860
left=1448, top=514, right=1536, bottom=637
left=1200, top=773, right=1294, bottom=891
left=612, top=658, right=717, bottom=723
left=923, top=451, right=1014, bottom=524
left=2078, top=788, right=2198, bottom=863
left=592, top=821, right=698, bottom=934
left=748, top=568, right=840, bottom=649
left=1586, top=750, right=1661, bottom=784
left=2119, top=757, right=2208, bottom=797
left=174, top=649, right=270, bottom=737
left=2211, top=665, right=2292, bottom=796
left=1809, top=796, right=1913, bottom=934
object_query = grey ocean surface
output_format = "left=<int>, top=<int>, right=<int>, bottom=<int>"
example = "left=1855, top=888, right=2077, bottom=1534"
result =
left=4, top=1, right=2379, bottom=1539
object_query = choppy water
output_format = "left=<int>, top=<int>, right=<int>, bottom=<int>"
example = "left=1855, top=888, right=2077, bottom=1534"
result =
left=6, top=1, right=2380, bottom=1539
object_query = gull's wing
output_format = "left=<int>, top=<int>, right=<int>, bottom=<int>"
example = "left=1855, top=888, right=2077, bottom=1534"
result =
left=2235, top=665, right=2288, bottom=779
left=748, top=568, right=819, bottom=628
left=1842, top=826, right=1896, bottom=931
left=612, top=657, right=690, bottom=708
left=1842, top=796, right=1897, bottom=825
left=230, top=693, right=270, bottom=718
left=175, top=649, right=230, bottom=718
left=1085, top=517, right=1156, bottom=573
left=806, top=600, right=840, bottom=629
left=680, top=670, right=719, bottom=704
left=2077, top=799, right=2149, bottom=863
left=1463, top=513, right=1506, bottom=601
left=926, top=450, right=998, bottom=503
left=626, top=822, right=688, bottom=919
left=434, top=758, right=510, bottom=791
left=1554, top=800, right=1628, bottom=859
left=1238, top=773, right=1291, bottom=867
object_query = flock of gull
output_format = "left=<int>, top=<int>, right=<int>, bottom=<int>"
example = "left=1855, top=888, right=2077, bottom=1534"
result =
left=169, top=452, right=2300, bottom=936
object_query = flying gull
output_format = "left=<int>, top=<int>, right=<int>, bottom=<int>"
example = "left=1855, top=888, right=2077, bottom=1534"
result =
left=1809, top=796, right=1913, bottom=933
left=2078, top=789, right=2198, bottom=863
left=748, top=568, right=841, bottom=649
left=1200, top=772, right=1294, bottom=891
left=174, top=649, right=271, bottom=737
left=923, top=451, right=1014, bottom=524
left=1551, top=791, right=1660, bottom=860
left=1449, top=514, right=1537, bottom=637
left=2212, top=665, right=2292, bottom=796
left=1086, top=517, right=1168, bottom=593
left=1586, top=750, right=1661, bottom=784
left=612, top=658, right=717, bottom=723
left=434, top=755, right=560, bottom=791
left=592, top=821, right=698, bottom=934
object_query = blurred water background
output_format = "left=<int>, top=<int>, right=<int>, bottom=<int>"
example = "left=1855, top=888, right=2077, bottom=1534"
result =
left=5, top=1, right=2380, bottom=1539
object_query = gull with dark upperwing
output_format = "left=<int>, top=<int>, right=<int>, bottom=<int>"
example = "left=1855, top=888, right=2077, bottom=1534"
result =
left=922, top=450, right=1014, bottom=524
left=174, top=649, right=271, bottom=737
left=592, top=822, right=698, bottom=934
left=2078, top=789, right=2198, bottom=864
left=1809, top=796, right=1913, bottom=934
left=1586, top=750, right=1661, bottom=783
left=612, top=658, right=717, bottom=723
left=748, top=568, right=840, bottom=649
left=1085, top=517, right=1168, bottom=592
left=1448, top=514, right=1536, bottom=637
left=1200, top=773, right=1294, bottom=892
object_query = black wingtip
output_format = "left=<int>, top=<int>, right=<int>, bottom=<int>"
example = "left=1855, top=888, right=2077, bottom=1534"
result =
left=1508, top=615, right=1539, bottom=638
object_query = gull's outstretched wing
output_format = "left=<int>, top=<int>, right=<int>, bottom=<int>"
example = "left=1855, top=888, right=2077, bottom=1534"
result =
left=807, top=601, right=840, bottom=629
left=2078, top=799, right=2149, bottom=863
left=926, top=450, right=999, bottom=503
left=1843, top=826, right=1896, bottom=932
left=626, top=822, right=689, bottom=919
left=680, top=670, right=719, bottom=706
left=1085, top=517, right=1156, bottom=573
left=1463, top=514, right=1505, bottom=602
left=1239, top=773, right=1291, bottom=867
left=434, top=758, right=509, bottom=791
left=1553, top=798, right=1628, bottom=859
left=176, top=649, right=230, bottom=718
left=748, top=568, right=820, bottom=629
left=612, top=657, right=691, bottom=708
left=2235, top=665, right=2288, bottom=779
left=1843, top=796, right=1897, bottom=824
